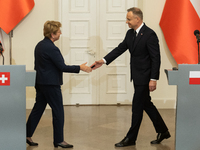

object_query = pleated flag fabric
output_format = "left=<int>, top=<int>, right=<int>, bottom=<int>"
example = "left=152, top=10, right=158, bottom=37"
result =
left=160, top=0, right=200, bottom=64
left=0, top=0, right=35, bottom=34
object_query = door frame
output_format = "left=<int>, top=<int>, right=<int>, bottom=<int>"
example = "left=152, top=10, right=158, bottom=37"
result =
left=57, top=0, right=138, bottom=105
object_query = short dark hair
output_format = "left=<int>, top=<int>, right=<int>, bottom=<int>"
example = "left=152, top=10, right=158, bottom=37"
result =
left=127, top=7, right=143, bottom=20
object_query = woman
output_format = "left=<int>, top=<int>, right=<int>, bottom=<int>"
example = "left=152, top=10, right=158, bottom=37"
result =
left=26, top=21, right=92, bottom=148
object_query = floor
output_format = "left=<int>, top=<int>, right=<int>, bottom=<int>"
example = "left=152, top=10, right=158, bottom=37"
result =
left=26, top=106, right=175, bottom=150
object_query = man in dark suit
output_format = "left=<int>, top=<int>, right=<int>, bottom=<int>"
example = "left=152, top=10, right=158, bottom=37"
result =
left=26, top=21, right=92, bottom=148
left=91, top=7, right=170, bottom=147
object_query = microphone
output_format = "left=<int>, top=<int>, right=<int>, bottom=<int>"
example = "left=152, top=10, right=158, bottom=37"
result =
left=0, top=41, right=4, bottom=65
left=194, top=30, right=200, bottom=43
left=194, top=30, right=200, bottom=64
left=0, top=42, right=3, bottom=53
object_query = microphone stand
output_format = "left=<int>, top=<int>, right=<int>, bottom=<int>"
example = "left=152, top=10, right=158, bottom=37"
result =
left=2, top=53, right=4, bottom=65
left=198, top=38, right=200, bottom=64
left=0, top=51, right=4, bottom=65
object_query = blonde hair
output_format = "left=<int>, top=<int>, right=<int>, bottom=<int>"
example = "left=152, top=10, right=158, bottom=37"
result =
left=43, top=21, right=62, bottom=38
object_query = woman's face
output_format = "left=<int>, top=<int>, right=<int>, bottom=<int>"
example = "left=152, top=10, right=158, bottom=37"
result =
left=52, top=28, right=62, bottom=42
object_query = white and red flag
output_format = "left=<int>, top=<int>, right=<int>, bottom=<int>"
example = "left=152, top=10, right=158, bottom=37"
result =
left=0, top=72, right=10, bottom=86
left=160, top=0, right=200, bottom=64
left=189, top=71, right=200, bottom=84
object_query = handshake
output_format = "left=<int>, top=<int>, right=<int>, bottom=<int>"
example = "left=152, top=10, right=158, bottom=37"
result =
left=79, top=59, right=105, bottom=73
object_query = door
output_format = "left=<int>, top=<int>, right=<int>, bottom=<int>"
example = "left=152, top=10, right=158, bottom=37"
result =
left=98, top=0, right=136, bottom=104
left=59, top=0, right=137, bottom=105
left=59, top=0, right=98, bottom=104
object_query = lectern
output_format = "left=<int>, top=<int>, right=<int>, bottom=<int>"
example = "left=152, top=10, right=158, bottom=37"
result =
left=0, top=65, right=35, bottom=150
left=165, top=64, right=200, bottom=150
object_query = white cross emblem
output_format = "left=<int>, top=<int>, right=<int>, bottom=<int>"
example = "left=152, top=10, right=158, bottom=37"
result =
left=0, top=74, right=8, bottom=83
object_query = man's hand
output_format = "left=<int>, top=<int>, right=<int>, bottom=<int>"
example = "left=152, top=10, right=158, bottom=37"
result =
left=80, top=62, right=92, bottom=73
left=90, top=59, right=104, bottom=70
left=149, top=80, right=157, bottom=92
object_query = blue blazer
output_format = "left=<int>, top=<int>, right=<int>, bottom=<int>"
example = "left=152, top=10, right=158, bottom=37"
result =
left=104, top=24, right=161, bottom=85
left=34, top=37, right=80, bottom=85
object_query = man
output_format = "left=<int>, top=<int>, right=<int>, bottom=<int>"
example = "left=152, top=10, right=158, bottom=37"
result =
left=91, top=7, right=170, bottom=147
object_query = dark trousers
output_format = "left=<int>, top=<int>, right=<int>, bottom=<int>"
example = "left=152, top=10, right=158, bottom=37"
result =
left=26, top=84, right=64, bottom=143
left=126, top=84, right=168, bottom=141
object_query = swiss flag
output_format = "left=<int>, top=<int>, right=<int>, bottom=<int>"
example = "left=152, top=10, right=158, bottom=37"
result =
left=160, top=0, right=200, bottom=64
left=0, top=72, right=10, bottom=86
left=0, top=0, right=35, bottom=34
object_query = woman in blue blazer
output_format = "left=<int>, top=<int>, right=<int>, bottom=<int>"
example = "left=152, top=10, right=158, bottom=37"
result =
left=26, top=21, right=92, bottom=148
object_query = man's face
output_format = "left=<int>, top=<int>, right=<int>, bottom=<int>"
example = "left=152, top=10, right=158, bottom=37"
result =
left=126, top=11, right=139, bottom=30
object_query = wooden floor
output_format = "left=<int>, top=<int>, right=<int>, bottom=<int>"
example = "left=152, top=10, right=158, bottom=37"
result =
left=26, top=106, right=175, bottom=150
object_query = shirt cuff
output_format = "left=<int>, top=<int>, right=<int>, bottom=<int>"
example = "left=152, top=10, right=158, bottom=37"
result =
left=150, top=79, right=157, bottom=81
left=102, top=58, right=107, bottom=64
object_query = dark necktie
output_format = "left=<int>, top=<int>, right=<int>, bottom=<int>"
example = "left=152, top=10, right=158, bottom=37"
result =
left=133, top=31, right=137, bottom=43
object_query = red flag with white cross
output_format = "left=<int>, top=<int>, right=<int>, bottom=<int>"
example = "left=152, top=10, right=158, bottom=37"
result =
left=0, top=0, right=35, bottom=34
left=0, top=72, right=10, bottom=86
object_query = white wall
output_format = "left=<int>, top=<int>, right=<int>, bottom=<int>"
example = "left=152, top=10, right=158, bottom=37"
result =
left=138, top=0, right=177, bottom=108
left=12, top=0, right=58, bottom=67
left=7, top=0, right=177, bottom=109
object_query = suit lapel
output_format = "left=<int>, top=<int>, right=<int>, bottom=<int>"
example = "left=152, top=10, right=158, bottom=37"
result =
left=132, top=24, right=146, bottom=51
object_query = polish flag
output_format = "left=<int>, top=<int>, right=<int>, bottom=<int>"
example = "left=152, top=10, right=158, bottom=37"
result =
left=189, top=71, right=200, bottom=84
left=160, top=0, right=200, bottom=64
left=0, top=0, right=35, bottom=34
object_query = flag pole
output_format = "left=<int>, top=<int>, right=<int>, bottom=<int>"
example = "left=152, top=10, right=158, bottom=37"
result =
left=9, top=30, right=13, bottom=65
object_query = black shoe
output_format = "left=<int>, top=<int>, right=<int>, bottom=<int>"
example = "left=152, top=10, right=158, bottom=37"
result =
left=115, top=137, right=135, bottom=147
left=54, top=142, right=73, bottom=148
left=151, top=131, right=171, bottom=144
left=26, top=139, right=38, bottom=146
